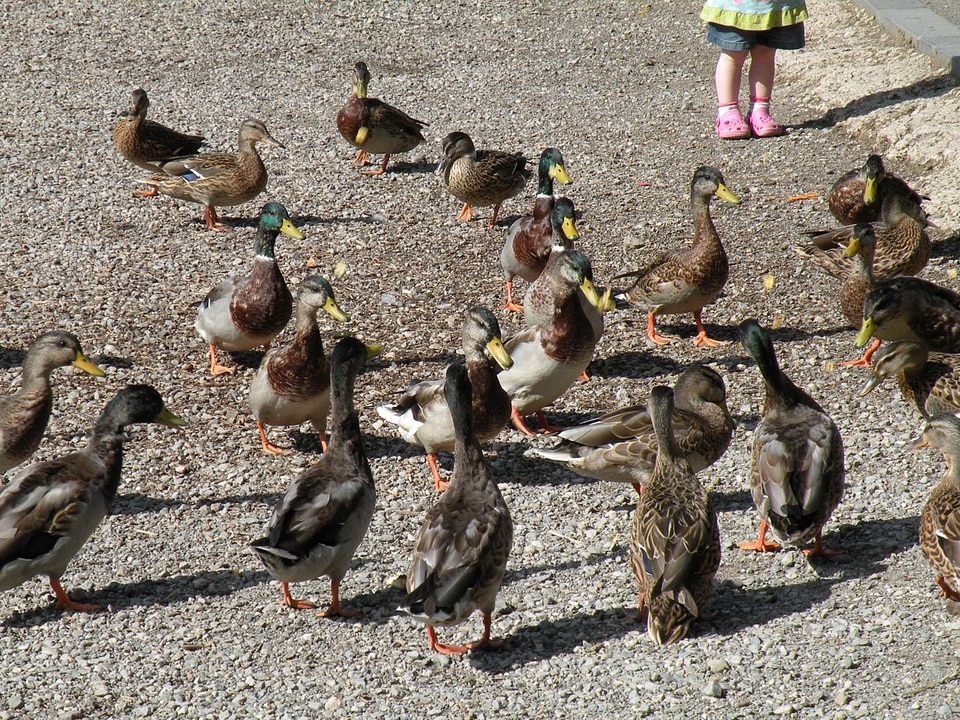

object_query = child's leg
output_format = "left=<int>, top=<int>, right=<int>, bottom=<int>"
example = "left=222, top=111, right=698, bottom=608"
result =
left=715, top=49, right=749, bottom=109
left=714, top=49, right=751, bottom=139
left=747, top=45, right=784, bottom=137
left=747, top=45, right=776, bottom=100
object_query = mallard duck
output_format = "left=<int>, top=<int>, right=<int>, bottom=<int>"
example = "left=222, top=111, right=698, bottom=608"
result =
left=738, top=320, right=845, bottom=557
left=497, top=249, right=609, bottom=436
left=520, top=197, right=582, bottom=327
left=800, top=193, right=931, bottom=281
left=399, top=363, right=513, bottom=654
left=376, top=307, right=513, bottom=491
left=251, top=337, right=380, bottom=616
left=907, top=413, right=960, bottom=610
left=196, top=202, right=301, bottom=376
left=629, top=385, right=720, bottom=645
left=500, top=148, right=572, bottom=311
left=248, top=276, right=350, bottom=455
left=437, top=131, right=531, bottom=227
left=860, top=341, right=960, bottom=418
left=856, top=277, right=960, bottom=354
left=616, top=166, right=740, bottom=347
left=113, top=88, right=205, bottom=191
left=828, top=153, right=925, bottom=225
left=140, top=118, right=283, bottom=231
left=528, top=365, right=735, bottom=496
left=0, top=385, right=184, bottom=611
left=835, top=224, right=883, bottom=367
left=1, top=331, right=105, bottom=474
left=335, top=61, right=428, bottom=176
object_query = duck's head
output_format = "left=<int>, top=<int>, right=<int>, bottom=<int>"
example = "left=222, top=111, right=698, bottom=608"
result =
left=674, top=365, right=728, bottom=410
left=540, top=147, right=571, bottom=186
left=859, top=341, right=928, bottom=396
left=907, top=413, right=960, bottom=472
left=125, top=88, right=150, bottom=119
left=28, top=330, right=105, bottom=378
left=463, top=306, right=512, bottom=371
left=298, top=276, right=349, bottom=322
left=841, top=223, right=877, bottom=260
left=239, top=118, right=284, bottom=149
left=551, top=197, right=579, bottom=245
left=861, top=154, right=886, bottom=206
left=351, top=61, right=372, bottom=98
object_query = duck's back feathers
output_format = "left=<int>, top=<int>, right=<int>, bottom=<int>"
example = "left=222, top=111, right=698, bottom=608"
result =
left=629, top=386, right=720, bottom=645
left=401, top=364, right=513, bottom=629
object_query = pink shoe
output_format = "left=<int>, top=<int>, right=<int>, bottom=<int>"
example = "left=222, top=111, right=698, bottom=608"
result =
left=747, top=109, right=784, bottom=138
left=715, top=108, right=750, bottom=140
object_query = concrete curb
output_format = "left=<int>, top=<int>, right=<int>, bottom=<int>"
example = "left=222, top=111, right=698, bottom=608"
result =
left=852, top=0, right=960, bottom=78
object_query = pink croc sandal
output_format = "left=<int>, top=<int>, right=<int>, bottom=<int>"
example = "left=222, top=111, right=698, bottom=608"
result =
left=747, top=109, right=784, bottom=138
left=716, top=108, right=750, bottom=140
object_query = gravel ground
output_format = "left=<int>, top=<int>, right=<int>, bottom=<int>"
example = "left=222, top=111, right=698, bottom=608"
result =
left=2, top=1, right=960, bottom=718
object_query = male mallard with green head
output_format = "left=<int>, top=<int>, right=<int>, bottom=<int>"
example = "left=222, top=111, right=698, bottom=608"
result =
left=336, top=61, right=428, bottom=175
left=196, top=203, right=301, bottom=376
left=248, top=276, right=350, bottom=455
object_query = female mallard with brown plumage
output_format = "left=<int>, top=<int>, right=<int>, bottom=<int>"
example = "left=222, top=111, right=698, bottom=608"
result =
left=336, top=61, right=428, bottom=176
left=629, top=385, right=720, bottom=645
left=400, top=363, right=513, bottom=654
left=801, top=193, right=931, bottom=281
left=738, top=320, right=845, bottom=557
left=0, top=385, right=184, bottom=611
left=500, top=147, right=572, bottom=311
left=251, top=337, right=380, bottom=616
left=856, top=277, right=960, bottom=354
left=528, top=365, right=734, bottom=496
left=828, top=153, right=925, bottom=226
left=860, top=341, right=960, bottom=418
left=196, top=203, right=301, bottom=376
left=248, top=276, right=350, bottom=455
left=907, top=413, right=960, bottom=612
left=113, top=88, right=205, bottom=189
left=437, top=131, right=531, bottom=227
left=139, top=118, right=283, bottom=231
left=616, top=166, right=739, bottom=347
left=0, top=331, right=105, bottom=474
left=376, top=307, right=513, bottom=491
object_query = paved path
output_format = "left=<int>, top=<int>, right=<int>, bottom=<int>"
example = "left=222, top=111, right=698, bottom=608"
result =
left=854, top=0, right=960, bottom=77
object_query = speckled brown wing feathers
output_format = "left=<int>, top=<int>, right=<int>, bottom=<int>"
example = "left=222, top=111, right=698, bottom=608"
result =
left=920, top=479, right=960, bottom=596
left=630, top=464, right=720, bottom=644
left=752, top=406, right=844, bottom=546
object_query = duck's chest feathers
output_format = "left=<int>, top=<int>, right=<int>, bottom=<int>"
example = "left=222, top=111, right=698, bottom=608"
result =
left=2, top=387, right=52, bottom=461
left=267, top=332, right=330, bottom=401
left=685, top=217, right=728, bottom=294
left=513, top=220, right=553, bottom=270
left=541, top=297, right=597, bottom=364
left=224, top=151, right=268, bottom=200
left=467, top=361, right=511, bottom=443
left=230, top=259, right=292, bottom=338
left=336, top=97, right=364, bottom=143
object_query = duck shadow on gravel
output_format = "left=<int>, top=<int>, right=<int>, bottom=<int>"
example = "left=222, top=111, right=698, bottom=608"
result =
left=468, top=607, right=638, bottom=673
left=703, top=514, right=920, bottom=637
left=2, top=569, right=272, bottom=628
left=931, top=230, right=960, bottom=260
left=0, top=347, right=24, bottom=368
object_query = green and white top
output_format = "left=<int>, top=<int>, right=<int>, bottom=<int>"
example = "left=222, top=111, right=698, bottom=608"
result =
left=701, top=0, right=808, bottom=30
